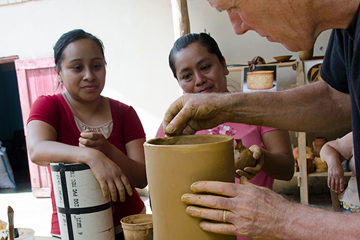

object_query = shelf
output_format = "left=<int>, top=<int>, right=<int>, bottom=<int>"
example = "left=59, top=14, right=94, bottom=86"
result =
left=293, top=171, right=352, bottom=178
left=228, top=61, right=297, bottom=72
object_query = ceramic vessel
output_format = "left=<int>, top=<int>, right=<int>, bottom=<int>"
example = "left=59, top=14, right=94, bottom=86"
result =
left=144, top=135, right=236, bottom=240
left=298, top=48, right=314, bottom=61
left=314, top=157, right=327, bottom=172
left=313, top=137, right=327, bottom=157
left=273, top=55, right=292, bottom=62
left=247, top=70, right=274, bottom=90
left=121, top=214, right=153, bottom=240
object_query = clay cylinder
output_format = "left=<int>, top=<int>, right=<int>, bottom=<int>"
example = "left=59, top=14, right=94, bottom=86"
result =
left=144, top=135, right=236, bottom=240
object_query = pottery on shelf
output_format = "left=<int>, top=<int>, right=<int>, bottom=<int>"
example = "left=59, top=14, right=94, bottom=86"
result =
left=314, top=157, right=327, bottom=172
left=313, top=137, right=327, bottom=157
left=306, top=146, right=313, bottom=153
left=298, top=48, right=314, bottom=61
left=247, top=70, right=274, bottom=90
left=273, top=55, right=292, bottom=62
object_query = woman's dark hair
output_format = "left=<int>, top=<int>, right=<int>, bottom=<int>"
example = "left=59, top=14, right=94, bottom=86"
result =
left=169, top=33, right=224, bottom=78
left=54, top=29, right=106, bottom=71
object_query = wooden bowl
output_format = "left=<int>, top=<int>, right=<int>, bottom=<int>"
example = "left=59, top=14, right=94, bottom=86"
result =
left=273, top=55, right=292, bottom=62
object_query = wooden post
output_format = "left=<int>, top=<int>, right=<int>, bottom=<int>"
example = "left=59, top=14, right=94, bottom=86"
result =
left=171, top=0, right=190, bottom=39
left=296, top=61, right=309, bottom=204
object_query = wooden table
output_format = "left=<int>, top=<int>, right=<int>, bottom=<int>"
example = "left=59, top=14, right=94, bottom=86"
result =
left=35, top=236, right=59, bottom=240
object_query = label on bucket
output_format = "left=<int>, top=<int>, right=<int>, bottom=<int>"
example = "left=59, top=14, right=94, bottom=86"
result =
left=50, top=163, right=115, bottom=240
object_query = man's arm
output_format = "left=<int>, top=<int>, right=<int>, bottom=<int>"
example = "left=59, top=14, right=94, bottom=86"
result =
left=164, top=81, right=351, bottom=135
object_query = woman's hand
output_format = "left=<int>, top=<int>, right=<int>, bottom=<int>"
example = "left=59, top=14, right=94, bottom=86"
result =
left=79, top=131, right=133, bottom=202
left=235, top=145, right=264, bottom=180
left=87, top=150, right=133, bottom=202
left=326, top=158, right=345, bottom=193
left=79, top=130, right=111, bottom=155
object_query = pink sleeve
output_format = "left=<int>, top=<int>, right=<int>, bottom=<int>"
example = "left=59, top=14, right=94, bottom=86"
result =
left=259, top=126, right=277, bottom=135
left=155, top=122, right=166, bottom=138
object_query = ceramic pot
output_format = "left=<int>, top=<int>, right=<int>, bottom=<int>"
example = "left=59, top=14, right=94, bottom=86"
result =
left=313, top=137, right=327, bottom=157
left=298, top=47, right=314, bottom=61
left=306, top=146, right=313, bottom=153
left=144, top=135, right=236, bottom=240
left=314, top=157, right=327, bottom=172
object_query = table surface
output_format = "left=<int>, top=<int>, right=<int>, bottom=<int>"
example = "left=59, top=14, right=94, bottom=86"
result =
left=35, top=236, right=59, bottom=240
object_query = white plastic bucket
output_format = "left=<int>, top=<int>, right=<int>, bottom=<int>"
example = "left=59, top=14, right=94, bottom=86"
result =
left=0, top=228, right=34, bottom=240
left=50, top=163, right=115, bottom=240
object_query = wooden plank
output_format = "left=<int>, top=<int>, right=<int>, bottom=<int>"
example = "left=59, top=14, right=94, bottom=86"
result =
left=15, top=57, right=55, bottom=70
left=171, top=0, right=190, bottom=38
left=298, top=132, right=309, bottom=204
left=295, top=61, right=309, bottom=204
left=228, top=62, right=297, bottom=72
left=14, top=57, right=58, bottom=198
left=0, top=55, right=19, bottom=64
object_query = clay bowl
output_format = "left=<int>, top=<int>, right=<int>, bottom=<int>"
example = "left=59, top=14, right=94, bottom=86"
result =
left=273, top=55, right=292, bottom=62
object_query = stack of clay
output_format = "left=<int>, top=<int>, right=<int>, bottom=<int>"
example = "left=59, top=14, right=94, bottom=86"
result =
left=306, top=147, right=315, bottom=173
left=292, top=146, right=315, bottom=173
left=312, top=137, right=328, bottom=173
left=0, top=219, right=7, bottom=240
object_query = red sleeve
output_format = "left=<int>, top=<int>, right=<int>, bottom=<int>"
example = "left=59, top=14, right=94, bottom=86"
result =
left=121, top=105, right=146, bottom=144
left=27, top=95, right=60, bottom=130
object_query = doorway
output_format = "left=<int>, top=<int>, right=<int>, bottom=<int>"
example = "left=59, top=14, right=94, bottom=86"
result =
left=0, top=56, right=31, bottom=193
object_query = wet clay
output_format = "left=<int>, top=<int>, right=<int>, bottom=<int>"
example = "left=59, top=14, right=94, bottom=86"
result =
left=144, top=135, right=236, bottom=240
left=234, top=139, right=256, bottom=170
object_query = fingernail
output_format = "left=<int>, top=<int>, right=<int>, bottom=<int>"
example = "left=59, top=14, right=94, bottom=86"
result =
left=190, top=182, right=199, bottom=191
left=186, top=206, right=201, bottom=215
left=166, top=124, right=175, bottom=134
left=181, top=193, right=191, bottom=202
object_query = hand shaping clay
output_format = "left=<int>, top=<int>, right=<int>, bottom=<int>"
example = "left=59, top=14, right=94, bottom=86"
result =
left=234, top=139, right=256, bottom=170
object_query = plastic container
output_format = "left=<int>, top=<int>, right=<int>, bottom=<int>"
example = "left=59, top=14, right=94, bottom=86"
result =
left=50, top=163, right=114, bottom=240
left=0, top=228, right=34, bottom=240
left=121, top=214, right=153, bottom=240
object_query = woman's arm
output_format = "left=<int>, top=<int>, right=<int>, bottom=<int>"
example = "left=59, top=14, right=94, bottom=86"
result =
left=27, top=120, right=132, bottom=202
left=320, top=131, right=353, bottom=192
left=234, top=129, right=294, bottom=181
left=258, top=129, right=294, bottom=180
left=79, top=131, right=147, bottom=189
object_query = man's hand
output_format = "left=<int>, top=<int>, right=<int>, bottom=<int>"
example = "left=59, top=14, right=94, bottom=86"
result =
left=181, top=179, right=291, bottom=239
left=163, top=93, right=229, bottom=136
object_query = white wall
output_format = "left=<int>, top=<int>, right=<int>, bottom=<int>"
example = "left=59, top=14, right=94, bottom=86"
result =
left=0, top=0, right=331, bottom=139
